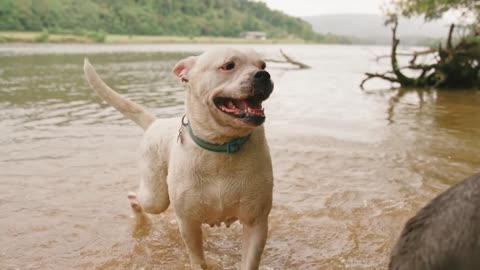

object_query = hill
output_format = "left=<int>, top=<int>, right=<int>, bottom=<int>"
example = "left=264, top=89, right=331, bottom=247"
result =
left=303, top=14, right=450, bottom=45
left=0, top=0, right=325, bottom=42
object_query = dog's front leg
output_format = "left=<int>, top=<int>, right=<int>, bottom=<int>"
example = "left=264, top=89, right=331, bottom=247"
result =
left=177, top=217, right=208, bottom=270
left=241, top=217, right=268, bottom=270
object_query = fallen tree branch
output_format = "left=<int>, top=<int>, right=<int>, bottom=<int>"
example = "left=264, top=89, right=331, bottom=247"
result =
left=375, top=49, right=437, bottom=62
left=398, top=64, right=437, bottom=70
left=280, top=49, right=311, bottom=69
left=362, top=17, right=479, bottom=90
left=265, top=49, right=311, bottom=69
left=389, top=21, right=416, bottom=86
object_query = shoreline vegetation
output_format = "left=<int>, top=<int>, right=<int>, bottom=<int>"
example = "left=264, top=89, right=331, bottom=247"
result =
left=0, top=31, right=325, bottom=44
left=0, top=0, right=333, bottom=44
left=0, top=0, right=354, bottom=45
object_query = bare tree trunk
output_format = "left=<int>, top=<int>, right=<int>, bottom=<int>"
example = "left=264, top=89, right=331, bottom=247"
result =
left=360, top=21, right=479, bottom=90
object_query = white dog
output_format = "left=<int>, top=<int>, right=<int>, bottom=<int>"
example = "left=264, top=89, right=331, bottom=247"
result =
left=83, top=47, right=274, bottom=270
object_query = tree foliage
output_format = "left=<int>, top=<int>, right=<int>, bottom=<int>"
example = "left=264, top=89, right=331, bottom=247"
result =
left=0, top=0, right=325, bottom=41
left=392, top=0, right=479, bottom=20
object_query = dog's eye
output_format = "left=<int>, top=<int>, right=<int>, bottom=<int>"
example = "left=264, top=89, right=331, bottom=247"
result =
left=260, top=62, right=266, bottom=70
left=221, top=62, right=236, bottom=71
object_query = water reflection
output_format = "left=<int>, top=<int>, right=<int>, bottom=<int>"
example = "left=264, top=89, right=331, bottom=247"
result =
left=0, top=52, right=190, bottom=133
left=369, top=87, right=480, bottom=186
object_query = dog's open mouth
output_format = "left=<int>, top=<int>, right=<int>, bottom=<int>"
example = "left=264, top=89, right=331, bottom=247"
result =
left=214, top=96, right=266, bottom=126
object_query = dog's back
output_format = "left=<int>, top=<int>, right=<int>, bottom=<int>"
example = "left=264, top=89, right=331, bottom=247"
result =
left=389, top=173, right=480, bottom=270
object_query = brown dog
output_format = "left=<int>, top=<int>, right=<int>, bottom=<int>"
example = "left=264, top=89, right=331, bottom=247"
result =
left=390, top=173, right=480, bottom=270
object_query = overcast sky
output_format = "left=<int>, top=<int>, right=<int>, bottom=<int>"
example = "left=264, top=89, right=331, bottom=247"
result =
left=257, top=0, right=386, bottom=17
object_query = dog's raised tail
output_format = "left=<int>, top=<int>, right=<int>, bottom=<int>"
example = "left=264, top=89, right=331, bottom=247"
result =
left=83, top=58, right=156, bottom=130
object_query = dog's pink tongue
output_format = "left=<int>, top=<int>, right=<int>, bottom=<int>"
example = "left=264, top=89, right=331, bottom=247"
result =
left=233, top=100, right=248, bottom=110
left=226, top=101, right=236, bottom=109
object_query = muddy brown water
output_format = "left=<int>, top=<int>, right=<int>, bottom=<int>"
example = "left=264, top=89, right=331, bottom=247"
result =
left=1, top=43, right=479, bottom=270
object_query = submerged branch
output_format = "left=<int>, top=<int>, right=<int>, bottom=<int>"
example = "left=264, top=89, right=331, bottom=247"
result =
left=360, top=72, right=399, bottom=89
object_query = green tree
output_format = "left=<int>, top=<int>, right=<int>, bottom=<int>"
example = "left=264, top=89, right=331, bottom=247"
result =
left=392, top=0, right=479, bottom=20
left=0, top=0, right=332, bottom=42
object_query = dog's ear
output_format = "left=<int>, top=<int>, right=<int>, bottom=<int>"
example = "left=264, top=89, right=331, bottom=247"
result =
left=173, top=56, right=197, bottom=83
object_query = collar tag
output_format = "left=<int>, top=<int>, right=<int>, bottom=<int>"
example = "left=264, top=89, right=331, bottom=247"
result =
left=226, top=140, right=241, bottom=154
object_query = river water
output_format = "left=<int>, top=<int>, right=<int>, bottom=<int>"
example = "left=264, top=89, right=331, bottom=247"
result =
left=1, top=43, right=479, bottom=270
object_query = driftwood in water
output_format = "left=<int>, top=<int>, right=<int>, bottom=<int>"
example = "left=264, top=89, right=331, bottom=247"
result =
left=361, top=21, right=480, bottom=90
left=265, top=49, right=311, bottom=69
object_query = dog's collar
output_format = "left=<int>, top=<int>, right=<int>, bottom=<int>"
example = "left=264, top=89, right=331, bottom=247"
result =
left=185, top=122, right=251, bottom=154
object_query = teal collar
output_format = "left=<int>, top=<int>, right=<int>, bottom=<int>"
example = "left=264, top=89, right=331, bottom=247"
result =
left=186, top=123, right=251, bottom=154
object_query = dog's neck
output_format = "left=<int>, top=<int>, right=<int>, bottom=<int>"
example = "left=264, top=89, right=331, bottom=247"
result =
left=185, top=122, right=251, bottom=154
left=186, top=115, right=252, bottom=144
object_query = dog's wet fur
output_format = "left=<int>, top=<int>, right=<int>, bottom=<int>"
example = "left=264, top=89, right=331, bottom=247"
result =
left=84, top=47, right=274, bottom=270
left=390, top=173, right=480, bottom=270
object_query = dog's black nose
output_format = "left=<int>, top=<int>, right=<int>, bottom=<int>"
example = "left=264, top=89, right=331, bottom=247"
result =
left=254, top=70, right=270, bottom=81
left=252, top=70, right=273, bottom=100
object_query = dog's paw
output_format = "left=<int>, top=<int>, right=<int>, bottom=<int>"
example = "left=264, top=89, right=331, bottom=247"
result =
left=127, top=192, right=143, bottom=213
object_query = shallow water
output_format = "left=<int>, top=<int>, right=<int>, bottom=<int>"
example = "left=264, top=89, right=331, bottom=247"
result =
left=1, top=43, right=479, bottom=270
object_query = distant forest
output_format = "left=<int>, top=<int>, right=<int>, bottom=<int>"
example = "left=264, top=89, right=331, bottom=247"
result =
left=0, top=0, right=349, bottom=42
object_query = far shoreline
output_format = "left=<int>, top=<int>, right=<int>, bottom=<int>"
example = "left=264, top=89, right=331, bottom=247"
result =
left=1, top=31, right=422, bottom=47
left=0, top=31, right=318, bottom=45
left=1, top=42, right=387, bottom=57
